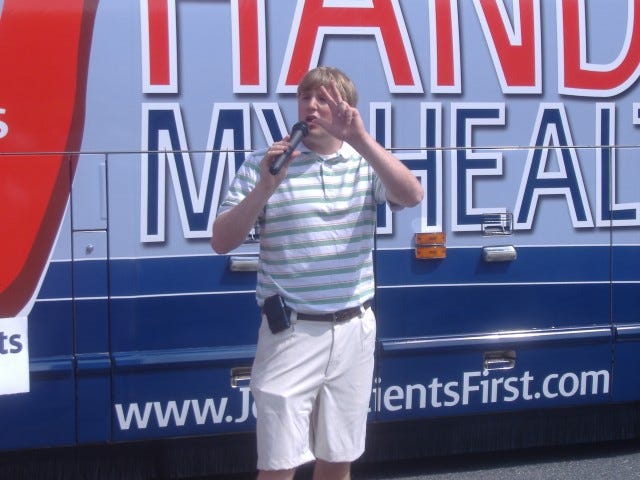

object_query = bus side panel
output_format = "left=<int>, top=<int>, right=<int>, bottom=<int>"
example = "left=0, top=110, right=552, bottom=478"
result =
left=108, top=255, right=259, bottom=441
left=376, top=329, right=611, bottom=420
left=0, top=205, right=76, bottom=450
left=374, top=191, right=613, bottom=418
left=612, top=146, right=640, bottom=402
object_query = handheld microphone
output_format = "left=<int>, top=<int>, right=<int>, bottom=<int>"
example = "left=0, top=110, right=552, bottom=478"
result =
left=269, top=121, right=309, bottom=175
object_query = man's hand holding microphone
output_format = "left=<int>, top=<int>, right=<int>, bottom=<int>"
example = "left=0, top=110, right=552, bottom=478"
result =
left=268, top=121, right=309, bottom=175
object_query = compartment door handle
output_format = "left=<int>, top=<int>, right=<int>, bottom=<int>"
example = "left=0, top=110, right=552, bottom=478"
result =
left=483, top=350, right=516, bottom=371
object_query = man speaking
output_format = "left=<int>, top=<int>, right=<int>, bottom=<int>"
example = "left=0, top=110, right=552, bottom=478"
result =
left=211, top=66, right=423, bottom=480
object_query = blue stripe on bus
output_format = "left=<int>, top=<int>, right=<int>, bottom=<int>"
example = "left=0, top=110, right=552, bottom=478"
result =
left=39, top=245, right=630, bottom=300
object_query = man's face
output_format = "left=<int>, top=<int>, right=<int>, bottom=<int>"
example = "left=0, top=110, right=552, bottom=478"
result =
left=297, top=86, right=333, bottom=137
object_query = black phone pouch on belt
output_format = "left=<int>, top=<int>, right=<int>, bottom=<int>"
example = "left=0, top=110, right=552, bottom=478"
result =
left=263, top=295, right=291, bottom=334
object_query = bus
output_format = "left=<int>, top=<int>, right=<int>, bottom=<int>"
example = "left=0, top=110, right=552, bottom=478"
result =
left=2, top=0, right=640, bottom=477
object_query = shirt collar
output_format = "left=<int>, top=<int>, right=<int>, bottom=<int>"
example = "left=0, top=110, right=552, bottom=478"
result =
left=300, top=142, right=356, bottom=161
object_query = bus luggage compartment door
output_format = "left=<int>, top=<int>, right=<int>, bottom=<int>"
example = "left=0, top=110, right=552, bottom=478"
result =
left=374, top=243, right=613, bottom=422
left=72, top=154, right=111, bottom=444
left=375, top=327, right=612, bottom=420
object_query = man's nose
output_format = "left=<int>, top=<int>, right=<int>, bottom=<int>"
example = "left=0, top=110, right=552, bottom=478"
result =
left=306, top=96, right=319, bottom=110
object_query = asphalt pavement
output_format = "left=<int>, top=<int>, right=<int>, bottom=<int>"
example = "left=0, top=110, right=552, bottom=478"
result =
left=350, top=439, right=640, bottom=479
left=215, top=439, right=640, bottom=479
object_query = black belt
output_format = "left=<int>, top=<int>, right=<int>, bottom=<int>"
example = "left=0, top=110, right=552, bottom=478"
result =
left=293, top=300, right=371, bottom=323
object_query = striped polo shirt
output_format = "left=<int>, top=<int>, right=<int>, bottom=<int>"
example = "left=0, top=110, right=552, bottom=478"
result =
left=218, top=142, right=389, bottom=314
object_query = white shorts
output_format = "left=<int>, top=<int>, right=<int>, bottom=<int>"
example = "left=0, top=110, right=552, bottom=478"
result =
left=250, top=307, right=376, bottom=471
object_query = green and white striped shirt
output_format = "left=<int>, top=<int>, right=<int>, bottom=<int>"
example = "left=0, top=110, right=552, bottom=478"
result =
left=219, top=142, right=389, bottom=314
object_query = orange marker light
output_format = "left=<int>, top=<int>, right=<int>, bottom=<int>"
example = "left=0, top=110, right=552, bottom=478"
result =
left=415, top=232, right=446, bottom=259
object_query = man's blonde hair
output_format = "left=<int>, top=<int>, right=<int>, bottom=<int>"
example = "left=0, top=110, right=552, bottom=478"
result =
left=297, top=66, right=358, bottom=107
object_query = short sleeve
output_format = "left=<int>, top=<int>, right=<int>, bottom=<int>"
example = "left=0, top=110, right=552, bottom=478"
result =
left=217, top=149, right=265, bottom=216
left=373, top=173, right=403, bottom=212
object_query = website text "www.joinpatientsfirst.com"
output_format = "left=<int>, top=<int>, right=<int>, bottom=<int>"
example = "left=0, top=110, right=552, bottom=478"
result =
left=114, top=369, right=609, bottom=430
